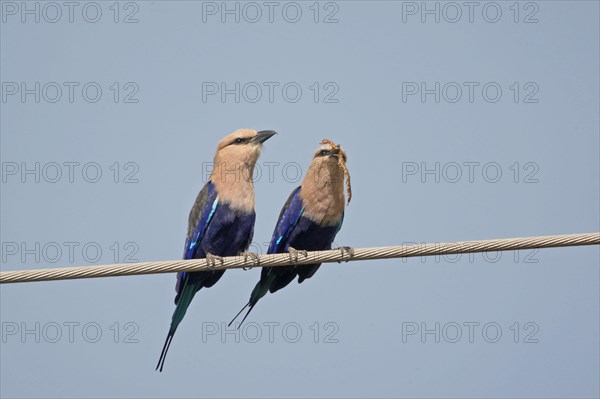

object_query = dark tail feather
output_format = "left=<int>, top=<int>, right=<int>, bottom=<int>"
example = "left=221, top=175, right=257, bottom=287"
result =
left=229, top=272, right=276, bottom=329
left=237, top=303, right=256, bottom=329
left=156, top=329, right=175, bottom=372
left=228, top=301, right=256, bottom=330
left=228, top=301, right=250, bottom=328
left=156, top=282, right=197, bottom=372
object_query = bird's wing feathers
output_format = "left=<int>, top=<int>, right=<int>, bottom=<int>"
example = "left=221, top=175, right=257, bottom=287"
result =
left=175, top=181, right=218, bottom=302
left=183, top=181, right=219, bottom=259
left=267, top=186, right=304, bottom=253
left=261, top=187, right=304, bottom=280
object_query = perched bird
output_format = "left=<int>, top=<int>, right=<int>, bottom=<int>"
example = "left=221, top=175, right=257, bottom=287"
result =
left=230, top=139, right=352, bottom=327
left=156, top=128, right=276, bottom=372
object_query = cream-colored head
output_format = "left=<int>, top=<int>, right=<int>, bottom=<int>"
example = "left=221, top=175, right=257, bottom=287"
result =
left=213, top=129, right=276, bottom=174
left=300, top=138, right=351, bottom=225
left=210, top=129, right=276, bottom=212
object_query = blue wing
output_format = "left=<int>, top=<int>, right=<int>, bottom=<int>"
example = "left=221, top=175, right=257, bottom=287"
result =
left=175, top=181, right=218, bottom=301
left=267, top=186, right=304, bottom=254
left=182, top=181, right=219, bottom=260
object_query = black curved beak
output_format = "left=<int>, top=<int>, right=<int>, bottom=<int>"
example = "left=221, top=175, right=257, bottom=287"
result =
left=253, top=130, right=277, bottom=144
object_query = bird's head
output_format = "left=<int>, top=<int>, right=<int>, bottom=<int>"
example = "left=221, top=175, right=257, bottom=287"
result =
left=212, top=129, right=277, bottom=179
left=307, top=138, right=352, bottom=204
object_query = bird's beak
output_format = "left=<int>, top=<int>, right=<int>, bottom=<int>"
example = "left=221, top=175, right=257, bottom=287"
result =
left=253, top=130, right=277, bottom=144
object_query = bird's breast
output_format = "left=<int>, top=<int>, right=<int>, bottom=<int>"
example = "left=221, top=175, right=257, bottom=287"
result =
left=300, top=186, right=344, bottom=226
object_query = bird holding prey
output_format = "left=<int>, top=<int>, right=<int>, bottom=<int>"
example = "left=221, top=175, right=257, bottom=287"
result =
left=230, top=138, right=351, bottom=327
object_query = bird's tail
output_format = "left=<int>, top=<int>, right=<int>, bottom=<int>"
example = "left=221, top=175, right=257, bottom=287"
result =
left=228, top=272, right=276, bottom=329
left=156, top=282, right=198, bottom=372
left=228, top=301, right=255, bottom=329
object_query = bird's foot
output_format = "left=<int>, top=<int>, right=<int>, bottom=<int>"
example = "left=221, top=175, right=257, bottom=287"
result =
left=287, top=247, right=308, bottom=265
left=337, top=246, right=355, bottom=263
left=205, top=253, right=224, bottom=271
left=241, top=252, right=260, bottom=270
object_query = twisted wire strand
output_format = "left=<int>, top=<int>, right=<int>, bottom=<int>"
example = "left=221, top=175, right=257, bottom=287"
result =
left=1, top=232, right=598, bottom=284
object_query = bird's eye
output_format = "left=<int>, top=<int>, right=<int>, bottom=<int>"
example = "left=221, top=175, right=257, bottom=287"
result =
left=234, top=138, right=244, bottom=144
left=320, top=150, right=329, bottom=156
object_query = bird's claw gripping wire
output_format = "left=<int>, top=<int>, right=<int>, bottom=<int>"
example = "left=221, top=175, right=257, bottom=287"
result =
left=241, top=252, right=260, bottom=270
left=287, top=247, right=308, bottom=265
left=337, top=246, right=355, bottom=263
left=205, top=253, right=224, bottom=271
